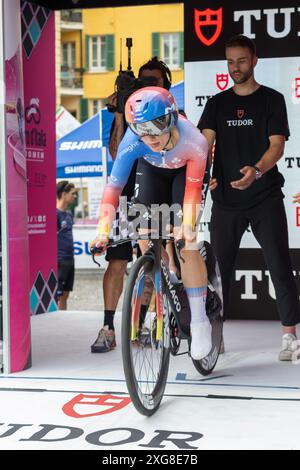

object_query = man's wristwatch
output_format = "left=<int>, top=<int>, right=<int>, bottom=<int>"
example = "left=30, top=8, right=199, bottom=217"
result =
left=253, top=165, right=263, bottom=180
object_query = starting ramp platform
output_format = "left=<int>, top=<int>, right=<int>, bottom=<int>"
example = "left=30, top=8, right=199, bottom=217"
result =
left=0, top=311, right=299, bottom=450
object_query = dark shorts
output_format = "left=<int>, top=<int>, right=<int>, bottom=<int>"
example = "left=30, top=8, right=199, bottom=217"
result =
left=134, top=158, right=186, bottom=228
left=105, top=241, right=133, bottom=262
left=57, top=258, right=75, bottom=297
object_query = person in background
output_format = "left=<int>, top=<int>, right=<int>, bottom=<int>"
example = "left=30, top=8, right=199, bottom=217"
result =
left=56, top=180, right=77, bottom=310
left=198, top=34, right=300, bottom=361
left=90, top=57, right=175, bottom=353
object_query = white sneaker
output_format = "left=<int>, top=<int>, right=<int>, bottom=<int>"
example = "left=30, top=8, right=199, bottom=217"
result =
left=279, top=333, right=297, bottom=361
left=190, top=321, right=212, bottom=360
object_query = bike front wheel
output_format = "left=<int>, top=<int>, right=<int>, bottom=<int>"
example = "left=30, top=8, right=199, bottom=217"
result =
left=122, top=255, right=171, bottom=416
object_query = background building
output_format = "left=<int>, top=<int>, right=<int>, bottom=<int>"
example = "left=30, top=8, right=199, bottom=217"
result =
left=56, top=4, right=184, bottom=121
left=56, top=9, right=84, bottom=120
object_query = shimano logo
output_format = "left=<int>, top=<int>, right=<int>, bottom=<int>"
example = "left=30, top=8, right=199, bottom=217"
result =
left=162, top=262, right=181, bottom=313
left=65, top=165, right=102, bottom=174
left=227, top=119, right=253, bottom=127
left=59, top=140, right=102, bottom=151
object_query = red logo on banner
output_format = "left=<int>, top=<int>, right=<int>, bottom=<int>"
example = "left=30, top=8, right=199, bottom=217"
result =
left=216, top=73, right=229, bottom=91
left=237, top=109, right=245, bottom=119
left=295, top=78, right=300, bottom=98
left=62, top=394, right=131, bottom=418
left=194, top=8, right=223, bottom=46
left=296, top=207, right=300, bottom=227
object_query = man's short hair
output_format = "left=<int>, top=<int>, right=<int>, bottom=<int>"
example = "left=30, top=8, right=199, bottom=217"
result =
left=138, top=56, right=172, bottom=90
left=56, top=180, right=75, bottom=199
left=225, top=35, right=256, bottom=56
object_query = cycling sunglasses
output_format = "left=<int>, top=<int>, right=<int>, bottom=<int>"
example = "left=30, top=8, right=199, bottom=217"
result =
left=129, top=114, right=173, bottom=137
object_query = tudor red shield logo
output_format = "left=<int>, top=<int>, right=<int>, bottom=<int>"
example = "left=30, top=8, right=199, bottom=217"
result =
left=63, top=394, right=131, bottom=418
left=237, top=109, right=245, bottom=119
left=216, top=73, right=229, bottom=91
left=295, top=78, right=300, bottom=98
left=194, top=8, right=223, bottom=46
left=297, top=207, right=300, bottom=227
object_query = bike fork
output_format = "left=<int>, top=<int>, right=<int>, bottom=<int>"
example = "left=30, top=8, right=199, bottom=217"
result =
left=131, top=276, right=144, bottom=340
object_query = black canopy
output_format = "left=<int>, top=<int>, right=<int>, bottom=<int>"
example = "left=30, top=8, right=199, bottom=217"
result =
left=29, top=0, right=182, bottom=10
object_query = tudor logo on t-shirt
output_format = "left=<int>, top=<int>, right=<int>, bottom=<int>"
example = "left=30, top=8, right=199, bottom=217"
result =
left=227, top=109, right=254, bottom=127
left=216, top=73, right=229, bottom=91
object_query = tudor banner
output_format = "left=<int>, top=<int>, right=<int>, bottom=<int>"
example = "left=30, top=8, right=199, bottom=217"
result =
left=184, top=0, right=300, bottom=320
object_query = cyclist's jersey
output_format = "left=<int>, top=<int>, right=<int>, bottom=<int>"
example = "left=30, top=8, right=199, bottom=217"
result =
left=98, top=115, right=208, bottom=236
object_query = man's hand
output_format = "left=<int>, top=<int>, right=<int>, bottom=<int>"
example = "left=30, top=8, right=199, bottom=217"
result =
left=89, top=234, right=109, bottom=256
left=106, top=92, right=117, bottom=108
left=293, top=192, right=300, bottom=204
left=209, top=177, right=218, bottom=190
left=230, top=166, right=256, bottom=190
left=106, top=92, right=123, bottom=119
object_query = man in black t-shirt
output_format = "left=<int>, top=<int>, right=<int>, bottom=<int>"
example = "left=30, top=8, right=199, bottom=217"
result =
left=198, top=35, right=300, bottom=361
left=56, top=181, right=77, bottom=310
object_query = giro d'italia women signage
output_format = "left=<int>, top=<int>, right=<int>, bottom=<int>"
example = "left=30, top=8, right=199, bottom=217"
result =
left=0, top=0, right=57, bottom=373
left=184, top=0, right=300, bottom=320
left=22, top=1, right=58, bottom=317
left=2, top=0, right=31, bottom=372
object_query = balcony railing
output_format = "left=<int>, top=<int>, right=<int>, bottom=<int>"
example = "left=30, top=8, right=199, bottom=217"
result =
left=61, top=66, right=83, bottom=89
left=61, top=10, right=82, bottom=23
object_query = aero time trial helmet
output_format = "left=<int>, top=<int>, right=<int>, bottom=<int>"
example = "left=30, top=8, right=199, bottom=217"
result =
left=125, top=86, right=178, bottom=137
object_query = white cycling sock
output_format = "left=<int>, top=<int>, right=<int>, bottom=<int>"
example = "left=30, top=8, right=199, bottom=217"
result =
left=186, top=286, right=211, bottom=360
left=186, top=286, right=208, bottom=323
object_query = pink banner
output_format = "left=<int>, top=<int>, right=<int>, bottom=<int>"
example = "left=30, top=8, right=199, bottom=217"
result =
left=4, top=0, right=31, bottom=371
left=22, top=2, right=57, bottom=317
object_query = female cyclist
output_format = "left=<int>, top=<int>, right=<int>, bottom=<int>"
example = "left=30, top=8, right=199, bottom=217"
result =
left=90, top=87, right=211, bottom=359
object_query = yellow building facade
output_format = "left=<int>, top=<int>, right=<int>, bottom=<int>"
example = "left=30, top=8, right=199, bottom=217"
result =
left=59, top=4, right=184, bottom=121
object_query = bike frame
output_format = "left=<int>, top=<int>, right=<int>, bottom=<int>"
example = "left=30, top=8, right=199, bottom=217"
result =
left=131, top=239, right=190, bottom=343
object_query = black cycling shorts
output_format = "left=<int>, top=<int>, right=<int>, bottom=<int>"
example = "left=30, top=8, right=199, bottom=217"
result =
left=105, top=241, right=133, bottom=262
left=57, top=258, right=75, bottom=297
left=134, top=157, right=186, bottom=228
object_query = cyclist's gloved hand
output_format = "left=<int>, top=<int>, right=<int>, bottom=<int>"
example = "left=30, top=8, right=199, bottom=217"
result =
left=89, top=234, right=109, bottom=256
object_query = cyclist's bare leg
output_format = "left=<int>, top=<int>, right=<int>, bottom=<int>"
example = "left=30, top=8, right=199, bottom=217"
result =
left=103, top=259, right=128, bottom=310
left=179, top=246, right=207, bottom=287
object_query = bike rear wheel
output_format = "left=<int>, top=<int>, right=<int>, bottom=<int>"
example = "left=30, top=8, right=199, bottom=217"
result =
left=192, top=241, right=224, bottom=376
left=122, top=255, right=170, bottom=415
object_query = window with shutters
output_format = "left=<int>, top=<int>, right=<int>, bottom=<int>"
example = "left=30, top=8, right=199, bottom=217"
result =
left=161, top=33, right=181, bottom=69
left=89, top=36, right=107, bottom=71
left=62, top=42, right=76, bottom=68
